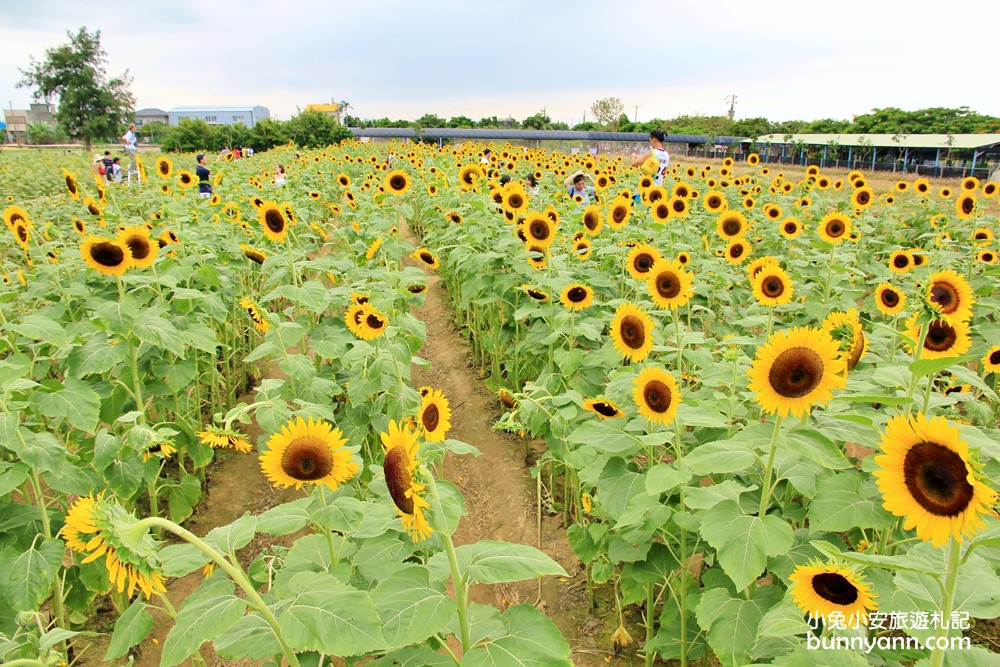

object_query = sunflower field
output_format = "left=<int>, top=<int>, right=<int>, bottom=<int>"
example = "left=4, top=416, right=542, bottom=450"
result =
left=0, top=140, right=998, bottom=667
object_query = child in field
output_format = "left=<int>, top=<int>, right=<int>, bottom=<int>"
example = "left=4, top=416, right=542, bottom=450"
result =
left=196, top=153, right=212, bottom=198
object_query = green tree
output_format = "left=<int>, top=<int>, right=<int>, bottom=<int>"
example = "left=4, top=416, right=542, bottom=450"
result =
left=160, top=118, right=220, bottom=152
left=251, top=118, right=291, bottom=150
left=522, top=111, right=553, bottom=130
left=415, top=113, right=446, bottom=128
left=590, top=97, right=625, bottom=130
left=136, top=120, right=169, bottom=144
left=285, top=110, right=352, bottom=148
left=17, top=27, right=135, bottom=151
left=342, top=114, right=361, bottom=127
left=447, top=115, right=475, bottom=128
left=729, top=117, right=774, bottom=139
left=26, top=121, right=67, bottom=145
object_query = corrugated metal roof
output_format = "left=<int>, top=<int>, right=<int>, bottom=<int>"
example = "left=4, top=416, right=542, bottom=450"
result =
left=349, top=127, right=743, bottom=145
left=753, top=133, right=1000, bottom=150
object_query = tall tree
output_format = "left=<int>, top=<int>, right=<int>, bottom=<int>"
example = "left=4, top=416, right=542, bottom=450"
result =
left=590, top=98, right=625, bottom=130
left=17, top=27, right=135, bottom=151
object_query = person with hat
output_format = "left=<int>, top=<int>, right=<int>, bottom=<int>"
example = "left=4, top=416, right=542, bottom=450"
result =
left=196, top=153, right=212, bottom=198
left=92, top=154, right=105, bottom=177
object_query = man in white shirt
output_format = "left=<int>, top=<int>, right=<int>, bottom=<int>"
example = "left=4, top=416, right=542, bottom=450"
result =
left=122, top=123, right=139, bottom=180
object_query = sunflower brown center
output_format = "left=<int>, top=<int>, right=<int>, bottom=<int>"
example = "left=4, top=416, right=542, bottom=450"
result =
left=989, top=349, right=1000, bottom=365
left=857, top=192, right=870, bottom=205
left=619, top=315, right=646, bottom=349
left=507, top=194, right=524, bottom=209
left=893, top=254, right=910, bottom=269
left=924, top=321, right=957, bottom=352
left=768, top=347, right=823, bottom=398
left=643, top=380, right=672, bottom=413
left=961, top=197, right=975, bottom=215
left=634, top=253, right=655, bottom=273
left=366, top=313, right=385, bottom=329
left=422, top=403, right=440, bottom=432
left=530, top=220, right=550, bottom=241
left=419, top=251, right=435, bottom=264
left=729, top=244, right=745, bottom=258
left=125, top=236, right=150, bottom=261
left=612, top=206, right=628, bottom=223
left=389, top=175, right=406, bottom=191
left=592, top=401, right=619, bottom=417
left=880, top=289, right=899, bottom=307
left=826, top=221, right=845, bottom=237
left=903, top=441, right=975, bottom=516
left=66, top=176, right=77, bottom=194
left=264, top=209, right=285, bottom=233
left=763, top=277, right=784, bottom=298
left=383, top=446, right=415, bottom=515
left=584, top=212, right=599, bottom=230
left=17, top=226, right=27, bottom=243
left=280, top=436, right=333, bottom=481
left=91, top=242, right=126, bottom=267
left=929, top=283, right=958, bottom=313
left=655, top=272, right=680, bottom=299
left=707, top=196, right=721, bottom=209
left=568, top=286, right=588, bottom=303
left=88, top=204, right=101, bottom=216
left=784, top=222, right=797, bottom=234
left=811, top=572, right=859, bottom=605
left=722, top=219, right=742, bottom=236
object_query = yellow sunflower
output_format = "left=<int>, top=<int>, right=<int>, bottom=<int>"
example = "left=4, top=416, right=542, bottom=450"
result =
left=61, top=494, right=167, bottom=599
left=626, top=244, right=662, bottom=279
left=977, top=249, right=996, bottom=264
left=240, top=243, right=267, bottom=265
left=582, top=204, right=603, bottom=235
left=632, top=366, right=681, bottom=426
left=788, top=560, right=877, bottom=627
left=259, top=416, right=358, bottom=491
left=610, top=302, right=655, bottom=363
left=62, top=169, right=80, bottom=200
left=888, top=250, right=913, bottom=274
left=645, top=258, right=693, bottom=310
left=573, top=238, right=593, bottom=260
left=747, top=326, right=847, bottom=417
left=155, top=156, right=172, bottom=178
left=874, top=413, right=997, bottom=548
left=702, top=191, right=727, bottom=213
left=818, top=212, right=852, bottom=245
left=955, top=193, right=977, bottom=219
left=417, top=387, right=452, bottom=442
left=850, top=186, right=874, bottom=209
left=240, top=297, right=270, bottom=333
left=874, top=284, right=906, bottom=316
left=523, top=212, right=556, bottom=247
left=925, top=270, right=975, bottom=325
left=725, top=239, right=752, bottom=264
left=715, top=211, right=748, bottom=241
left=582, top=398, right=626, bottom=419
left=385, top=169, right=410, bottom=195
left=608, top=198, right=632, bottom=229
left=355, top=304, right=388, bottom=341
left=81, top=237, right=132, bottom=276
left=982, top=346, right=1000, bottom=374
left=903, top=314, right=971, bottom=360
left=365, top=236, right=383, bottom=260
left=176, top=170, right=195, bottom=189
left=752, top=264, right=793, bottom=308
left=822, top=308, right=868, bottom=371
left=413, top=248, right=440, bottom=269
left=381, top=419, right=432, bottom=541
left=116, top=225, right=157, bottom=270
left=258, top=201, right=288, bottom=243
left=561, top=283, right=595, bottom=311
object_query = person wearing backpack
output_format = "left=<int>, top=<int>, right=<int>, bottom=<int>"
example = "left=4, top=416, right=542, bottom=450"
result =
left=564, top=170, right=596, bottom=204
left=630, top=129, right=670, bottom=185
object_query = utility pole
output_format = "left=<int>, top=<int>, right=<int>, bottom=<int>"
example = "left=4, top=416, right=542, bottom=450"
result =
left=634, top=105, right=640, bottom=123
left=726, top=94, right=737, bottom=121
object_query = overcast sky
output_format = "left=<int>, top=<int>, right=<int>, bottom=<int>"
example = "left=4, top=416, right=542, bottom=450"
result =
left=2, top=0, right=998, bottom=127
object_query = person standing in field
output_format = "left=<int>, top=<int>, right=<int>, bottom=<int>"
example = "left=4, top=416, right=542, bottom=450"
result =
left=122, top=122, right=139, bottom=180
left=196, top=153, right=212, bottom=198
left=563, top=171, right=597, bottom=203
left=630, top=129, right=670, bottom=185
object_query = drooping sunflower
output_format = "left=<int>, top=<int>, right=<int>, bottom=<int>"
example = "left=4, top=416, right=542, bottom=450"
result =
left=646, top=258, right=693, bottom=310
left=874, top=413, right=997, bottom=548
left=81, top=237, right=132, bottom=276
left=413, top=248, right=440, bottom=269
left=632, top=366, right=681, bottom=426
left=240, top=243, right=267, bottom=265
left=61, top=494, right=167, bottom=599
left=626, top=244, right=662, bottom=280
left=344, top=302, right=368, bottom=338
left=925, top=269, right=975, bottom=325
left=874, top=283, right=906, bottom=316
left=365, top=236, right=383, bottom=260
left=982, top=345, right=1000, bottom=374
left=747, top=326, right=847, bottom=417
left=356, top=305, right=388, bottom=340
left=258, top=201, right=288, bottom=243
left=259, top=416, right=358, bottom=491
left=458, top=164, right=483, bottom=191
left=822, top=308, right=868, bottom=371
left=888, top=250, right=913, bottom=274
left=610, top=302, right=655, bottom=363
left=558, top=283, right=594, bottom=311
left=381, top=419, right=432, bottom=541
left=155, top=156, right=172, bottom=178
left=385, top=169, right=410, bottom=195
left=197, top=425, right=253, bottom=453
left=903, top=314, right=971, bottom=360
left=725, top=238, right=752, bottom=264
left=116, top=225, right=157, bottom=270
left=417, top=387, right=452, bottom=442
left=752, top=264, right=793, bottom=308
left=239, top=297, right=270, bottom=333
left=83, top=196, right=103, bottom=217
left=582, top=398, right=625, bottom=420
left=62, top=169, right=80, bottom=200
left=3, top=205, right=30, bottom=234
left=818, top=212, right=852, bottom=245
left=955, top=193, right=977, bottom=219
left=788, top=560, right=877, bottom=627
left=716, top=211, right=748, bottom=240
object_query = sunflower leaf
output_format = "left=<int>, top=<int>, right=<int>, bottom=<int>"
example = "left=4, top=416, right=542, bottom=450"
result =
left=160, top=580, right=247, bottom=667
left=461, top=604, right=572, bottom=667
left=696, top=585, right=782, bottom=667
left=698, top=500, right=794, bottom=591
left=909, top=354, right=976, bottom=379
left=445, top=540, right=567, bottom=585
left=105, top=598, right=153, bottom=660
left=34, top=376, right=101, bottom=432
left=808, top=474, right=894, bottom=532
left=7, top=314, right=70, bottom=348
left=278, top=572, right=387, bottom=656
left=372, top=566, right=457, bottom=649
left=214, top=611, right=282, bottom=660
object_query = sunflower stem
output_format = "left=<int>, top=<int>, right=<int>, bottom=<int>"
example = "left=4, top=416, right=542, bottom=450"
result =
left=673, top=425, right=689, bottom=667
left=29, top=468, right=69, bottom=654
left=904, top=321, right=929, bottom=416
left=425, top=475, right=472, bottom=654
left=821, top=245, right=837, bottom=304
left=316, top=485, right=339, bottom=566
left=923, top=371, right=937, bottom=414
left=929, top=539, right=962, bottom=667
left=130, top=517, right=301, bottom=667
left=757, top=414, right=785, bottom=517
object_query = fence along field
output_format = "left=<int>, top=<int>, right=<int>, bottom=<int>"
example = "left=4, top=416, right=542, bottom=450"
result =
left=0, top=140, right=998, bottom=666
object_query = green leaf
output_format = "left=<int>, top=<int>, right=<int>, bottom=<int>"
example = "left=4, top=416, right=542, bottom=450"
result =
left=204, top=513, right=258, bottom=555
left=685, top=480, right=757, bottom=511
left=808, top=474, right=894, bottom=532
left=432, top=479, right=467, bottom=537
left=698, top=500, right=794, bottom=590
left=368, top=646, right=455, bottom=667
left=67, top=333, right=128, bottom=377
left=181, top=323, right=220, bottom=354
left=354, top=535, right=417, bottom=583
left=597, top=457, right=644, bottom=520
left=461, top=604, right=572, bottom=667
left=35, top=376, right=101, bottom=432
left=434, top=541, right=567, bottom=585
left=133, top=314, right=181, bottom=350
left=160, top=579, right=247, bottom=667
left=9, top=431, right=66, bottom=476
left=676, top=402, right=731, bottom=428
left=256, top=498, right=313, bottom=536
left=567, top=420, right=646, bottom=455
left=105, top=599, right=153, bottom=660
left=279, top=572, right=386, bottom=656
left=0, top=537, right=63, bottom=613
left=214, top=612, right=282, bottom=660
left=686, top=439, right=757, bottom=475
left=909, top=354, right=976, bottom=379
left=0, top=462, right=29, bottom=496
left=811, top=540, right=936, bottom=575
left=164, top=474, right=201, bottom=523
left=786, top=428, right=852, bottom=470
left=373, top=566, right=457, bottom=649
left=7, top=314, right=70, bottom=347
left=645, top=463, right=693, bottom=495
left=696, top=586, right=782, bottom=666
left=158, top=543, right=210, bottom=577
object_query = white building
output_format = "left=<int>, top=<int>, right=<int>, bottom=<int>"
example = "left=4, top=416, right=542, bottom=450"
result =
left=167, top=105, right=270, bottom=127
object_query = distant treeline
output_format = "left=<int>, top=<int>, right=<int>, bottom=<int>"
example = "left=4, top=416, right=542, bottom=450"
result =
left=139, top=110, right=353, bottom=152
left=344, top=107, right=1000, bottom=138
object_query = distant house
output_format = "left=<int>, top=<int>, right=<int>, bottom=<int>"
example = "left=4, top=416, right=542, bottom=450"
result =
left=2, top=103, right=56, bottom=143
left=305, top=103, right=343, bottom=124
left=167, top=105, right=270, bottom=128
left=134, top=108, right=169, bottom=127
